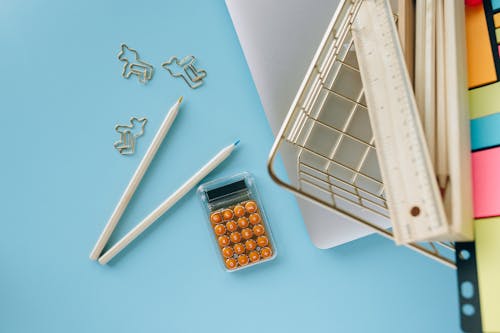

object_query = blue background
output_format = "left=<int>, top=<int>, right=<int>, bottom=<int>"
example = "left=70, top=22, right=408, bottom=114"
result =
left=0, top=1, right=461, bottom=332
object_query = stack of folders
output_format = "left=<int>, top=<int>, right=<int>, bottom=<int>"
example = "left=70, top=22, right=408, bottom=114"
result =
left=352, top=0, right=474, bottom=244
left=412, top=0, right=474, bottom=242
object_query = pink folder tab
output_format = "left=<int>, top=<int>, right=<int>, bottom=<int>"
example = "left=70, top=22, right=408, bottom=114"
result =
left=472, top=147, right=500, bottom=218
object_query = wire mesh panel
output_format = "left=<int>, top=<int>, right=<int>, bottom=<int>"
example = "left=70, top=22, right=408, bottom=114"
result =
left=267, top=0, right=455, bottom=268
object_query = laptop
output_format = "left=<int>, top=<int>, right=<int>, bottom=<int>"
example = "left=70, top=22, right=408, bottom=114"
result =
left=225, top=0, right=383, bottom=248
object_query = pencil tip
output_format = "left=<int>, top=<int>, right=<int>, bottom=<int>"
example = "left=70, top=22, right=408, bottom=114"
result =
left=234, top=140, right=240, bottom=146
left=178, top=96, right=183, bottom=104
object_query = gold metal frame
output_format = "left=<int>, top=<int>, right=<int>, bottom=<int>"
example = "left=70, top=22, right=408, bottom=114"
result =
left=267, top=0, right=455, bottom=268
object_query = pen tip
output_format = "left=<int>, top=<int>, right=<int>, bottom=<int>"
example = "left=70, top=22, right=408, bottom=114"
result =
left=234, top=140, right=240, bottom=146
left=178, top=96, right=183, bottom=104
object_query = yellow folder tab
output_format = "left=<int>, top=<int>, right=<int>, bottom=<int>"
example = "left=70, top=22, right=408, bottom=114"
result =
left=475, top=217, right=500, bottom=333
left=469, top=81, right=500, bottom=119
left=465, top=2, right=497, bottom=88
left=495, top=13, right=500, bottom=28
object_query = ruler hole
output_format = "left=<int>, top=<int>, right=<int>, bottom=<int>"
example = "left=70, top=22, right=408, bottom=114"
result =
left=410, top=206, right=420, bottom=217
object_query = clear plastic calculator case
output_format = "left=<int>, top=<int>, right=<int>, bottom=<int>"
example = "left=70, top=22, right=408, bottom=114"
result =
left=198, top=172, right=277, bottom=272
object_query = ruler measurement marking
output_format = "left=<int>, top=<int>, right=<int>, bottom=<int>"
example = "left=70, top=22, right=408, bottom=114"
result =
left=351, top=0, right=448, bottom=243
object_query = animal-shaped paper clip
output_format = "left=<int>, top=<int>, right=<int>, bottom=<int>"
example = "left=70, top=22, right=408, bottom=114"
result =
left=162, top=55, right=207, bottom=89
left=117, top=44, right=154, bottom=84
left=114, top=117, right=147, bottom=155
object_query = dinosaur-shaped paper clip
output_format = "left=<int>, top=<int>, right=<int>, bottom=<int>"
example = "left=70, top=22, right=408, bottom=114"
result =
left=162, top=55, right=207, bottom=89
left=114, top=117, right=147, bottom=155
left=117, top=44, right=154, bottom=84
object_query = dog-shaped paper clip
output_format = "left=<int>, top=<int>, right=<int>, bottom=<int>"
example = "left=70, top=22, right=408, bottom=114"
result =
left=117, top=44, right=154, bottom=84
left=162, top=55, right=207, bottom=89
left=114, top=117, right=147, bottom=155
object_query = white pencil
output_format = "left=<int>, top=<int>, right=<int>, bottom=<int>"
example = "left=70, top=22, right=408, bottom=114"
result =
left=98, top=140, right=240, bottom=264
left=90, top=97, right=183, bottom=260
left=423, top=0, right=436, bottom=168
left=414, top=0, right=426, bottom=122
left=435, top=0, right=448, bottom=192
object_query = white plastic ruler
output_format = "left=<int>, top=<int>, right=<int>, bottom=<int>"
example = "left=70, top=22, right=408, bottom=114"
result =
left=351, top=0, right=448, bottom=243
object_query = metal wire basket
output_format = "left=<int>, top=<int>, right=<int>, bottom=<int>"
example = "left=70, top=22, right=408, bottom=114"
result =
left=267, top=0, right=455, bottom=268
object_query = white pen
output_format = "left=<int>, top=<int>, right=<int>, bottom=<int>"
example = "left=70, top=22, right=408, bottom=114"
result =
left=90, top=97, right=183, bottom=260
left=435, top=0, right=448, bottom=193
left=98, top=140, right=240, bottom=264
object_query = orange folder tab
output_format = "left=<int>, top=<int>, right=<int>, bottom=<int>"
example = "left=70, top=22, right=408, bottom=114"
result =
left=465, top=2, right=497, bottom=88
left=495, top=13, right=500, bottom=28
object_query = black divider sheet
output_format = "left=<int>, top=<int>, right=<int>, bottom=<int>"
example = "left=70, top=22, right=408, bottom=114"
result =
left=455, top=242, right=483, bottom=333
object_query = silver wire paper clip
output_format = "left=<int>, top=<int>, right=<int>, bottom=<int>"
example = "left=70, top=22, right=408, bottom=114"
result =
left=117, top=44, right=154, bottom=84
left=114, top=117, right=147, bottom=155
left=162, top=55, right=207, bottom=89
